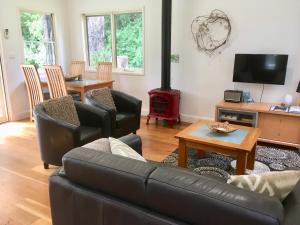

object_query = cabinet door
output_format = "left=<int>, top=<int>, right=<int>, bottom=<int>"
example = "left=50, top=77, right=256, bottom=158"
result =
left=280, top=116, right=300, bottom=144
left=258, top=113, right=281, bottom=141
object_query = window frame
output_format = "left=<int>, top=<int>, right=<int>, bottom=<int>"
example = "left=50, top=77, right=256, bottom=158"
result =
left=19, top=9, right=57, bottom=69
left=83, top=9, right=145, bottom=75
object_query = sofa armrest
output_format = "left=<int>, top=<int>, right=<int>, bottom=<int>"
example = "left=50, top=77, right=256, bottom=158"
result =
left=74, top=101, right=111, bottom=137
left=118, top=134, right=142, bottom=155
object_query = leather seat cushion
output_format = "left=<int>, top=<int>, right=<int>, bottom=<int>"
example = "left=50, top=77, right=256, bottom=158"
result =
left=116, top=112, right=136, bottom=128
left=78, top=126, right=102, bottom=145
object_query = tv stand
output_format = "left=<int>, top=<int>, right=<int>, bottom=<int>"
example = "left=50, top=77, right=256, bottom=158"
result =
left=216, top=101, right=300, bottom=148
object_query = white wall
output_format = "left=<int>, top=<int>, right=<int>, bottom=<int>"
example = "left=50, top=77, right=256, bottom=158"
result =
left=66, top=0, right=300, bottom=122
left=2, top=0, right=300, bottom=122
left=0, top=0, right=70, bottom=120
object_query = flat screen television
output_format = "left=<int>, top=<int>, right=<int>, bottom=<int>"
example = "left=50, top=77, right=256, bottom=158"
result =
left=233, top=54, right=288, bottom=85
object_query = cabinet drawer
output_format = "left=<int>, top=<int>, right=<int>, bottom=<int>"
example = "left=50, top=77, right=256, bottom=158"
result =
left=258, top=114, right=281, bottom=141
left=258, top=113, right=300, bottom=144
left=280, top=116, right=300, bottom=144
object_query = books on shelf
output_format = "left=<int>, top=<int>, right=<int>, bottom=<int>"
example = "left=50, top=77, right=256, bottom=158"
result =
left=289, top=106, right=300, bottom=114
left=270, top=105, right=300, bottom=114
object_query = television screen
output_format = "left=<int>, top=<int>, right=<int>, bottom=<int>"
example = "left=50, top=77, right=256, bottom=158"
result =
left=233, top=54, right=288, bottom=85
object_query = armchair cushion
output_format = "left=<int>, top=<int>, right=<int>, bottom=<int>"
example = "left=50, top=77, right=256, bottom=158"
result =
left=91, top=88, right=116, bottom=111
left=116, top=112, right=136, bottom=128
left=43, top=95, right=80, bottom=127
left=78, top=126, right=102, bottom=145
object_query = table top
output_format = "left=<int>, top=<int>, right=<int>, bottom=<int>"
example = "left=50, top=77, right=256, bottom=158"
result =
left=40, top=76, right=114, bottom=88
left=175, top=120, right=261, bottom=152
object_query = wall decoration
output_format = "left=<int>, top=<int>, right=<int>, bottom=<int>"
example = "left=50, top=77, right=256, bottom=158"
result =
left=191, top=9, right=231, bottom=55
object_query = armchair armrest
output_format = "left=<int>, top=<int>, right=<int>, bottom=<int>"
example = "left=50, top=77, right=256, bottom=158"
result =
left=111, top=90, right=142, bottom=114
left=118, top=134, right=142, bottom=155
left=33, top=104, right=80, bottom=166
left=74, top=102, right=111, bottom=137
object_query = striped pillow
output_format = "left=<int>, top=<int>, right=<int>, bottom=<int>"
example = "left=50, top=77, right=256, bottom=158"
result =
left=227, top=170, right=300, bottom=201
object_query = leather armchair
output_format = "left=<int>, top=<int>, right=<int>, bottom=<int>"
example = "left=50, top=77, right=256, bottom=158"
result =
left=86, top=90, right=142, bottom=138
left=34, top=101, right=110, bottom=169
left=49, top=135, right=300, bottom=225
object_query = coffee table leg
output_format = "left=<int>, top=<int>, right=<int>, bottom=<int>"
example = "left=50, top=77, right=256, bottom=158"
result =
left=178, top=139, right=187, bottom=168
left=236, top=153, right=247, bottom=175
left=247, top=143, right=256, bottom=170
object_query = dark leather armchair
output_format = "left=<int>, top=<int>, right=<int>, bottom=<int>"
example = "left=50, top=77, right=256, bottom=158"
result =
left=34, top=101, right=110, bottom=169
left=86, top=90, right=142, bottom=138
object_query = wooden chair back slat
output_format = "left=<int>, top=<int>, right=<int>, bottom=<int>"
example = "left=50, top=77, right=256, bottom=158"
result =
left=20, top=64, right=44, bottom=121
left=70, top=60, right=85, bottom=77
left=44, top=65, right=68, bottom=99
left=96, top=62, right=112, bottom=81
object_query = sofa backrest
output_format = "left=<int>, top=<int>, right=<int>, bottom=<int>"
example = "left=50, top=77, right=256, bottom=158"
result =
left=62, top=147, right=284, bottom=225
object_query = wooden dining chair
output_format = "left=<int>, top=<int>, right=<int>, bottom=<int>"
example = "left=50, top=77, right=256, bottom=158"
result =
left=43, top=65, right=68, bottom=99
left=20, top=64, right=44, bottom=121
left=70, top=60, right=85, bottom=78
left=96, top=62, right=112, bottom=81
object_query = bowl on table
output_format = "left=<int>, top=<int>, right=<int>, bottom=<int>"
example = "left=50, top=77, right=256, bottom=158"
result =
left=207, top=122, right=238, bottom=134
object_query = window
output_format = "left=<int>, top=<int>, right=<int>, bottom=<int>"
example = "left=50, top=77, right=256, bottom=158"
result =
left=85, top=11, right=144, bottom=73
left=20, top=11, right=56, bottom=69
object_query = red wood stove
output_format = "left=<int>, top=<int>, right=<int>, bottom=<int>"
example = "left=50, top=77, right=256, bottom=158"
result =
left=147, top=88, right=180, bottom=127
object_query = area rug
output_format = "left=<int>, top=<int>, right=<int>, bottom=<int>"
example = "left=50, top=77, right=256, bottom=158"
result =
left=162, top=146, right=300, bottom=179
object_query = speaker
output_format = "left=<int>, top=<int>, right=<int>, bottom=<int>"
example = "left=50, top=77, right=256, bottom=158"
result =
left=224, top=90, right=243, bottom=103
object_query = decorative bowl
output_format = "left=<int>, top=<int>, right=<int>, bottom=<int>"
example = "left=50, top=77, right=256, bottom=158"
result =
left=208, top=122, right=238, bottom=134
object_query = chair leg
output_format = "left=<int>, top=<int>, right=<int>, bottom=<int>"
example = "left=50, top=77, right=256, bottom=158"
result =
left=133, top=131, right=136, bottom=134
left=44, top=162, right=49, bottom=169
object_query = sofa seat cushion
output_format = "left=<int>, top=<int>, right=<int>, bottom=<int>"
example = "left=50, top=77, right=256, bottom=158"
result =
left=116, top=112, right=136, bottom=128
left=43, top=95, right=80, bottom=127
left=78, top=126, right=102, bottom=145
left=91, top=88, right=117, bottom=111
left=227, top=170, right=300, bottom=201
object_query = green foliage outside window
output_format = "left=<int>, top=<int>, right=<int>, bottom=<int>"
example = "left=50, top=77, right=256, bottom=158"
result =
left=87, top=12, right=143, bottom=70
left=20, top=12, right=55, bottom=68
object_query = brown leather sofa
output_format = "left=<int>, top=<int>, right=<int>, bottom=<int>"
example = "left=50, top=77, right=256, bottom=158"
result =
left=49, top=135, right=300, bottom=225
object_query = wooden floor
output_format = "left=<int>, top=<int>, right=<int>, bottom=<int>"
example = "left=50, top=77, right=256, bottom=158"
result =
left=0, top=117, right=188, bottom=225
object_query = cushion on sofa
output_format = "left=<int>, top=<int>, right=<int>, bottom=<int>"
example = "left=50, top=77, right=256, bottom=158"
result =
left=83, top=138, right=111, bottom=153
left=91, top=88, right=117, bottom=111
left=109, top=137, right=146, bottom=162
left=43, top=95, right=80, bottom=127
left=227, top=170, right=300, bottom=201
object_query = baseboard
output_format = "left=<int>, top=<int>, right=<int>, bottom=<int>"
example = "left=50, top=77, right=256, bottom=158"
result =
left=141, top=108, right=214, bottom=123
left=180, top=113, right=214, bottom=123
left=12, top=110, right=30, bottom=121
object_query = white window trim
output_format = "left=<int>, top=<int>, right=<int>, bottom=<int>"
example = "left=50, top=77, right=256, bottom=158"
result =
left=83, top=8, right=145, bottom=76
left=19, top=9, right=57, bottom=67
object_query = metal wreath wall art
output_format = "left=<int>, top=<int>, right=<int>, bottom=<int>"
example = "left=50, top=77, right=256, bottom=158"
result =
left=191, top=9, right=232, bottom=55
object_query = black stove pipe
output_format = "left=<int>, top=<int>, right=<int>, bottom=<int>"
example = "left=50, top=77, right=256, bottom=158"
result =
left=161, top=0, right=172, bottom=90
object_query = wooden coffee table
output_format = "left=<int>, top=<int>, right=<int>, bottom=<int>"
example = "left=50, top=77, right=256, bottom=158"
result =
left=175, top=120, right=261, bottom=175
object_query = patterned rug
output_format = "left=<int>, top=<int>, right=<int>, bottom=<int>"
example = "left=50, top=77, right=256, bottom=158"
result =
left=162, top=146, right=300, bottom=180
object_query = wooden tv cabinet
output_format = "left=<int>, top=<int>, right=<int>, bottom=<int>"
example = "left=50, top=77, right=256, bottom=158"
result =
left=216, top=101, right=300, bottom=148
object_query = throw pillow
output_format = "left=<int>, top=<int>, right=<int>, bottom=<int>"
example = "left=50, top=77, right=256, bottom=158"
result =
left=43, top=95, right=80, bottom=127
left=91, top=88, right=117, bottom=111
left=109, top=137, right=146, bottom=162
left=227, top=170, right=300, bottom=201
left=83, top=138, right=111, bottom=153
